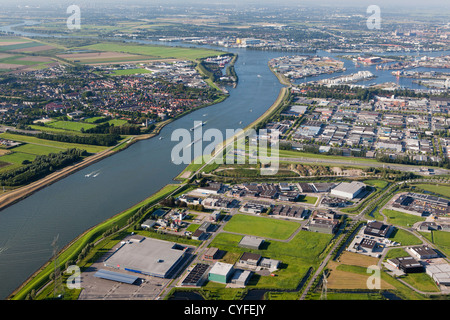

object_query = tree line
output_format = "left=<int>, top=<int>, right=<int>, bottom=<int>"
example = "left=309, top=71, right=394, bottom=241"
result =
left=0, top=148, right=86, bottom=186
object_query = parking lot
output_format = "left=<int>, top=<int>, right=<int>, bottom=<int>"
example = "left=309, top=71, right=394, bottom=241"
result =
left=77, top=243, right=172, bottom=300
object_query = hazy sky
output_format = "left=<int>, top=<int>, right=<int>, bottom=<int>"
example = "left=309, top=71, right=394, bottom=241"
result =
left=4, top=0, right=448, bottom=6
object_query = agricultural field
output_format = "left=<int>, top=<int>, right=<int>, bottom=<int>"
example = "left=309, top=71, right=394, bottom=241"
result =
left=0, top=38, right=56, bottom=53
left=223, top=214, right=300, bottom=240
left=0, top=53, right=56, bottom=72
left=78, top=42, right=224, bottom=61
left=327, top=251, right=395, bottom=290
left=56, top=51, right=156, bottom=65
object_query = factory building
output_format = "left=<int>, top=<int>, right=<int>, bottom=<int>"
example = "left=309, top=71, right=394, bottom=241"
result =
left=331, top=181, right=366, bottom=200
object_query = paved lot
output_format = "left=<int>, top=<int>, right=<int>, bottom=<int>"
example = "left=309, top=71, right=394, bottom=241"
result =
left=77, top=241, right=172, bottom=300
left=78, top=263, right=170, bottom=300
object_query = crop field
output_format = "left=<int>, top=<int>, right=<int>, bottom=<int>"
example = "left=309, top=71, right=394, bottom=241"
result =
left=56, top=51, right=154, bottom=64
left=223, top=214, right=300, bottom=240
left=78, top=42, right=224, bottom=60
left=0, top=40, right=52, bottom=53
left=0, top=53, right=55, bottom=72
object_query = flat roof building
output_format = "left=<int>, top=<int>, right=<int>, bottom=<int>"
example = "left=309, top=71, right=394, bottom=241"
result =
left=230, top=269, right=253, bottom=286
left=103, top=237, right=187, bottom=279
left=364, top=221, right=392, bottom=238
left=407, top=245, right=439, bottom=260
left=331, top=181, right=366, bottom=200
left=239, top=236, right=265, bottom=250
left=208, top=262, right=234, bottom=284
left=181, top=263, right=210, bottom=287
left=426, top=263, right=450, bottom=286
left=388, top=256, right=424, bottom=274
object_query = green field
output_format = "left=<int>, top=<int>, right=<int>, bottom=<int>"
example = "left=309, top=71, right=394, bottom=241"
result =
left=421, top=230, right=450, bottom=257
left=209, top=229, right=333, bottom=290
left=47, top=121, right=98, bottom=132
left=382, top=209, right=426, bottom=228
left=223, top=214, right=300, bottom=240
left=111, top=68, right=153, bottom=76
left=79, top=43, right=224, bottom=60
left=414, top=184, right=450, bottom=198
left=388, top=228, right=422, bottom=246
left=0, top=133, right=108, bottom=154
left=11, top=143, right=65, bottom=155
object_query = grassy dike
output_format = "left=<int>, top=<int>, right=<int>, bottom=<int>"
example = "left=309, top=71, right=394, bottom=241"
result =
left=10, top=56, right=291, bottom=300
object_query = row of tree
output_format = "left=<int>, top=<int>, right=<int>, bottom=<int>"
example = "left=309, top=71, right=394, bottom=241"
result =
left=0, top=149, right=86, bottom=186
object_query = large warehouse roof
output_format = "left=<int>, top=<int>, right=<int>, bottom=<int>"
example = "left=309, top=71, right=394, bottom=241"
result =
left=104, top=237, right=187, bottom=278
left=332, top=181, right=365, bottom=194
left=94, top=269, right=139, bottom=284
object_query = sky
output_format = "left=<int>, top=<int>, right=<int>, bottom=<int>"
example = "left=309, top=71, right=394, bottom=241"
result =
left=3, top=0, right=448, bottom=6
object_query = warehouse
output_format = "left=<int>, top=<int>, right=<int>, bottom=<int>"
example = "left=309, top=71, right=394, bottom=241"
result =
left=181, top=263, right=210, bottom=287
left=426, top=263, right=450, bottom=286
left=387, top=256, right=424, bottom=274
left=407, top=245, right=439, bottom=260
left=230, top=269, right=253, bottom=286
left=208, top=262, right=234, bottom=284
left=103, top=237, right=188, bottom=279
left=239, top=236, right=265, bottom=250
left=330, top=181, right=366, bottom=200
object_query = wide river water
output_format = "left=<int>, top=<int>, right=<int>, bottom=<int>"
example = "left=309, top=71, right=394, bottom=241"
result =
left=0, top=22, right=449, bottom=299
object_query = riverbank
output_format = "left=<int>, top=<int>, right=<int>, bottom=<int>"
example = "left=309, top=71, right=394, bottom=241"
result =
left=8, top=68, right=292, bottom=300
left=0, top=57, right=231, bottom=212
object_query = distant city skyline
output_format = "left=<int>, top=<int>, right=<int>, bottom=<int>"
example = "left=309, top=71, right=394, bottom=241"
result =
left=2, top=0, right=448, bottom=8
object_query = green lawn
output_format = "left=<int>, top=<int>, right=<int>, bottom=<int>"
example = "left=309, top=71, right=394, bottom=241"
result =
left=414, top=184, right=450, bottom=198
left=420, top=230, right=450, bottom=257
left=388, top=228, right=422, bottom=246
left=382, top=209, right=426, bottom=228
left=0, top=152, right=36, bottom=172
left=297, top=195, right=317, bottom=205
left=0, top=133, right=108, bottom=154
left=224, top=214, right=300, bottom=240
left=111, top=68, right=152, bottom=76
left=11, top=143, right=65, bottom=155
left=209, top=230, right=333, bottom=290
left=79, top=43, right=224, bottom=60
left=47, top=121, right=97, bottom=132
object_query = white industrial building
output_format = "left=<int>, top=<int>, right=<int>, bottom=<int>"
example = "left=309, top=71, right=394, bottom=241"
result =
left=426, top=263, right=450, bottom=286
left=330, top=181, right=366, bottom=200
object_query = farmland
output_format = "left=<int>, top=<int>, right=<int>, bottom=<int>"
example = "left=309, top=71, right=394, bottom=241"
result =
left=78, top=42, right=224, bottom=60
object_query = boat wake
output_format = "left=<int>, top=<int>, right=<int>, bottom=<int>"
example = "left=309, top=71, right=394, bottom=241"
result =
left=85, top=170, right=101, bottom=178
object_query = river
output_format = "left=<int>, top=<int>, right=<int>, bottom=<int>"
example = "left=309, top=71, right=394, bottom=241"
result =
left=0, top=22, right=448, bottom=299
